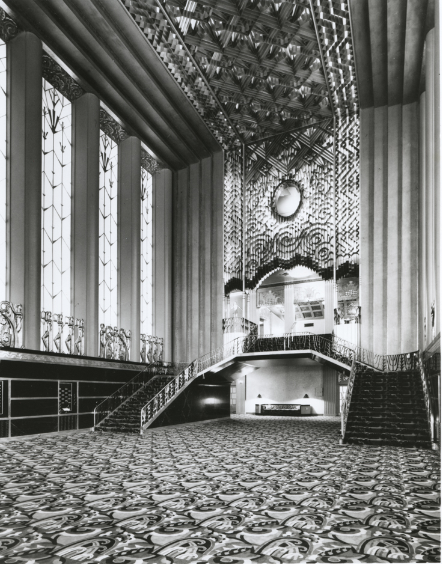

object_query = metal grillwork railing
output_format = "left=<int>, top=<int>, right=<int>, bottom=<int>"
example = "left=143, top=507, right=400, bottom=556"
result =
left=94, top=361, right=187, bottom=428
left=330, top=334, right=419, bottom=372
left=222, top=317, right=258, bottom=335
left=341, top=358, right=357, bottom=440
left=140, top=335, right=257, bottom=431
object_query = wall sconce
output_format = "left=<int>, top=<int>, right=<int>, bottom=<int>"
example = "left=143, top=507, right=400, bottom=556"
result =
left=257, top=394, right=262, bottom=398
left=303, top=394, right=309, bottom=398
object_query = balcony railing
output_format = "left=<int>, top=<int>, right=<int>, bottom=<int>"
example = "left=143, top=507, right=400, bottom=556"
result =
left=41, top=311, right=84, bottom=355
left=140, top=334, right=164, bottom=363
left=222, top=317, right=258, bottom=335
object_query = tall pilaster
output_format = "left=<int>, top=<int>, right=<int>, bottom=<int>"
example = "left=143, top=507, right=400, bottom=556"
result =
left=153, top=168, right=173, bottom=362
left=71, top=93, right=100, bottom=356
left=8, top=32, right=42, bottom=350
left=118, top=136, right=141, bottom=361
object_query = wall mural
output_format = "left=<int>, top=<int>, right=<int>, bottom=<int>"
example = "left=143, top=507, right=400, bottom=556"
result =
left=224, top=115, right=360, bottom=294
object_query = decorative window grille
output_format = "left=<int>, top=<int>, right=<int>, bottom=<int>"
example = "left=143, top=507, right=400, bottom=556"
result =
left=41, top=79, right=72, bottom=314
left=98, top=130, right=118, bottom=327
left=0, top=40, right=6, bottom=301
left=140, top=166, right=153, bottom=336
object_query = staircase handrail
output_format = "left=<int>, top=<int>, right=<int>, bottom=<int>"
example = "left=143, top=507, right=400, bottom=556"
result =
left=418, top=352, right=438, bottom=448
left=331, top=334, right=419, bottom=372
left=341, top=358, right=357, bottom=441
left=140, top=333, right=258, bottom=431
left=94, top=360, right=188, bottom=428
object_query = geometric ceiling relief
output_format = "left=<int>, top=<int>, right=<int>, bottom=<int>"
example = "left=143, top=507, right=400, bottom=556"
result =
left=310, top=0, right=359, bottom=116
left=123, top=1, right=358, bottom=149
left=159, top=0, right=332, bottom=144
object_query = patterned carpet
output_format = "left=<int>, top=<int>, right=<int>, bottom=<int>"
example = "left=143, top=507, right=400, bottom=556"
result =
left=0, top=416, right=439, bottom=563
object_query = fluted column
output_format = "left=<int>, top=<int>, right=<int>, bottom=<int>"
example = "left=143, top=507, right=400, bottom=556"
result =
left=8, top=32, right=42, bottom=350
left=324, top=281, right=334, bottom=334
left=72, top=93, right=100, bottom=356
left=118, top=136, right=141, bottom=361
left=284, top=284, right=295, bottom=333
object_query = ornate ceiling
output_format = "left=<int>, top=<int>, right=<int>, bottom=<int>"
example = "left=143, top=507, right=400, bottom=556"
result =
left=124, top=0, right=358, bottom=149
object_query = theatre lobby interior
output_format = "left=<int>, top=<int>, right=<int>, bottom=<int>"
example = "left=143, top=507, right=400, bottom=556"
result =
left=0, top=0, right=440, bottom=562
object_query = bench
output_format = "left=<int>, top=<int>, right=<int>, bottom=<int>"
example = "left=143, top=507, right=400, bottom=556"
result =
left=256, top=404, right=311, bottom=416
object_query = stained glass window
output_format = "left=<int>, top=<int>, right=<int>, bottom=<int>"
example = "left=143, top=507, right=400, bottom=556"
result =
left=98, top=131, right=118, bottom=327
left=41, top=79, right=72, bottom=314
left=140, top=166, right=153, bottom=336
left=0, top=40, right=6, bottom=301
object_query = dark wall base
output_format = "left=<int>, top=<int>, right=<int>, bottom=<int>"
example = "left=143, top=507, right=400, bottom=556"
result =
left=149, top=374, right=230, bottom=429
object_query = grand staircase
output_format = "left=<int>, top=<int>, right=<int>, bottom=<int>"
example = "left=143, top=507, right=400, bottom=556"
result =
left=344, top=368, right=432, bottom=448
left=97, top=373, right=176, bottom=433
left=93, top=333, right=437, bottom=448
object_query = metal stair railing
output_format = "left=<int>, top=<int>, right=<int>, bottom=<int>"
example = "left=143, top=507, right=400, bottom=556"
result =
left=140, top=334, right=258, bottom=432
left=418, top=352, right=439, bottom=449
left=331, top=334, right=419, bottom=372
left=93, top=360, right=188, bottom=429
left=340, top=358, right=357, bottom=442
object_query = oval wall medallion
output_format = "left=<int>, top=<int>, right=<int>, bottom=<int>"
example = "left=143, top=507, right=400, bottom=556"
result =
left=272, top=180, right=302, bottom=221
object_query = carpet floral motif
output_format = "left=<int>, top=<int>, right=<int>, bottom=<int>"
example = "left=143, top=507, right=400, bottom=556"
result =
left=0, top=416, right=439, bottom=563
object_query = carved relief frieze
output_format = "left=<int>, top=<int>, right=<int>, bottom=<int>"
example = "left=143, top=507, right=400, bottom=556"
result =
left=0, top=9, right=19, bottom=43
left=42, top=53, right=85, bottom=101
left=141, top=149, right=162, bottom=175
left=99, top=108, right=129, bottom=145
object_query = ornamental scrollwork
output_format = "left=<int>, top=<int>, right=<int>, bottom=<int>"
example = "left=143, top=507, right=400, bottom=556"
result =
left=42, top=54, right=85, bottom=102
left=0, top=9, right=19, bottom=43
left=0, top=301, right=23, bottom=348
left=99, top=109, right=129, bottom=145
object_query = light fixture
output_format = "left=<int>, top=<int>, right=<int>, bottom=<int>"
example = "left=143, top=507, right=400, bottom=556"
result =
left=303, top=394, right=309, bottom=398
left=257, top=394, right=262, bottom=398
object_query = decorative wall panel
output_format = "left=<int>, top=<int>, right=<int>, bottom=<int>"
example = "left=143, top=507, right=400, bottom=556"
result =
left=140, top=165, right=153, bottom=337
left=245, top=121, right=335, bottom=289
left=98, top=131, right=119, bottom=327
left=41, top=79, right=72, bottom=315
left=223, top=148, right=243, bottom=293
left=0, top=39, right=5, bottom=302
left=335, top=113, right=359, bottom=274
left=223, top=116, right=360, bottom=293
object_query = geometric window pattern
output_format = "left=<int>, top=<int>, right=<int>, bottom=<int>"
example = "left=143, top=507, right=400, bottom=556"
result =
left=41, top=79, right=72, bottom=315
left=294, top=300, right=324, bottom=320
left=140, top=165, right=153, bottom=336
left=0, top=40, right=5, bottom=302
left=98, top=131, right=118, bottom=328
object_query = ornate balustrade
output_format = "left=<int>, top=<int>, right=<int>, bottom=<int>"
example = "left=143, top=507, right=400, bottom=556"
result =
left=222, top=317, right=258, bottom=335
left=99, top=324, right=131, bottom=361
left=41, top=311, right=84, bottom=355
left=140, top=334, right=164, bottom=364
left=94, top=361, right=186, bottom=428
left=0, top=301, right=23, bottom=348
